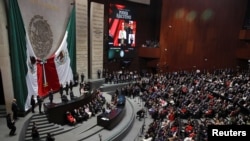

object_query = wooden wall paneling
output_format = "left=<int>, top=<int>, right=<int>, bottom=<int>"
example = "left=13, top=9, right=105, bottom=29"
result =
left=159, top=0, right=248, bottom=72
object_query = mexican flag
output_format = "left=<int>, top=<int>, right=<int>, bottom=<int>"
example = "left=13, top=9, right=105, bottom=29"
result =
left=36, top=30, right=74, bottom=97
left=25, top=22, right=74, bottom=111
left=8, top=0, right=76, bottom=111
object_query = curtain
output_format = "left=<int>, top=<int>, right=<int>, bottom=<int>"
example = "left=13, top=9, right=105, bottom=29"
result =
left=8, top=0, right=28, bottom=112
left=67, top=5, right=76, bottom=75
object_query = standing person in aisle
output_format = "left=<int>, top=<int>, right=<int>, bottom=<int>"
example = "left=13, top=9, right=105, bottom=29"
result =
left=30, top=95, right=36, bottom=113
left=6, top=113, right=16, bottom=136
left=81, top=72, right=85, bottom=82
left=49, top=89, right=54, bottom=104
left=11, top=99, right=19, bottom=120
left=37, top=95, right=43, bottom=114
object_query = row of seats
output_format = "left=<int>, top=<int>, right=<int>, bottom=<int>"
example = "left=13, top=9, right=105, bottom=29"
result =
left=65, top=90, right=106, bottom=125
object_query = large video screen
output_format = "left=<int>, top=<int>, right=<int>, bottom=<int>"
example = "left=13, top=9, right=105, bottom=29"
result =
left=108, top=4, right=136, bottom=60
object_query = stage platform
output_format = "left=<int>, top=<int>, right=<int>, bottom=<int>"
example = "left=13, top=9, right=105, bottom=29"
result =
left=49, top=93, right=135, bottom=141
left=0, top=79, right=153, bottom=141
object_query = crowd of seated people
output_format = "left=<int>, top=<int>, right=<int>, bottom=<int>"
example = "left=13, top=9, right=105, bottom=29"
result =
left=103, top=69, right=141, bottom=84
left=79, top=82, right=90, bottom=97
left=144, top=69, right=250, bottom=140
left=61, top=68, right=250, bottom=140
left=65, top=89, right=106, bottom=125
left=115, top=68, right=250, bottom=141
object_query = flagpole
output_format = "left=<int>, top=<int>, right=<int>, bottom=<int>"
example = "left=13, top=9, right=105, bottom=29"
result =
left=41, top=58, right=48, bottom=87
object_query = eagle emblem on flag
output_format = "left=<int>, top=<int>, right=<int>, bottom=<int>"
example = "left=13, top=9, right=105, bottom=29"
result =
left=56, top=50, right=67, bottom=65
left=28, top=56, right=36, bottom=74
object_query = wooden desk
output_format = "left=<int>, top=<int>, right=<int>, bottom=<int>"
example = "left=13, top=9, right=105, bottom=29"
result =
left=97, top=107, right=125, bottom=130
left=44, top=93, right=95, bottom=125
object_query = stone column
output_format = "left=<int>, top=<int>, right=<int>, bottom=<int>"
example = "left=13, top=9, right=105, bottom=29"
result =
left=75, top=0, right=89, bottom=79
left=0, top=0, right=15, bottom=113
left=90, top=2, right=104, bottom=79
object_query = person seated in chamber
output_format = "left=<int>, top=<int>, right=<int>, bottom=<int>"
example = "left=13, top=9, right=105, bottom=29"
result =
left=66, top=111, right=76, bottom=125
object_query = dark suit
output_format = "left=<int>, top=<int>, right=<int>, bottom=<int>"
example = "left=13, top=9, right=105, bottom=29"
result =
left=37, top=96, right=43, bottom=113
left=81, top=73, right=85, bottom=82
left=59, top=85, right=64, bottom=96
left=70, top=81, right=73, bottom=91
left=49, top=91, right=53, bottom=104
left=125, top=26, right=133, bottom=46
left=61, top=95, right=69, bottom=103
left=97, top=70, right=101, bottom=79
left=11, top=101, right=19, bottom=120
left=30, top=96, right=36, bottom=113
left=6, top=114, right=16, bottom=136
left=70, top=91, right=76, bottom=100
left=65, top=82, right=69, bottom=95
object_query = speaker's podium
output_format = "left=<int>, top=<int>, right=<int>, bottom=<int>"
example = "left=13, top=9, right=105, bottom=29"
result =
left=97, top=107, right=125, bottom=130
